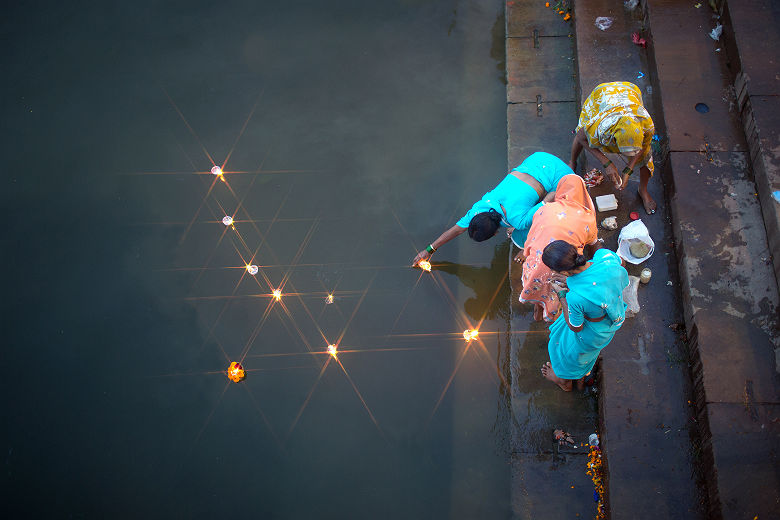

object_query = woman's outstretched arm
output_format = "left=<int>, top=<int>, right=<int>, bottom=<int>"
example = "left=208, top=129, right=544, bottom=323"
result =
left=412, top=225, right=467, bottom=266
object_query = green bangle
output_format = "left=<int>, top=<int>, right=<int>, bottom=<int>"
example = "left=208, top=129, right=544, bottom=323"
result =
left=622, top=166, right=633, bottom=176
left=557, top=289, right=568, bottom=299
left=426, top=244, right=437, bottom=254
left=602, top=159, right=612, bottom=169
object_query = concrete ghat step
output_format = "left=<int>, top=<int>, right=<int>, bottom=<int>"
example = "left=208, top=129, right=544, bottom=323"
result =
left=505, top=3, right=595, bottom=519
left=723, top=0, right=780, bottom=295
left=647, top=0, right=780, bottom=518
left=574, top=0, right=704, bottom=518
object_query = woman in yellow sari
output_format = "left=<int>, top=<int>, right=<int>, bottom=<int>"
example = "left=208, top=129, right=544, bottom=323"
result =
left=519, top=175, right=599, bottom=321
left=570, top=81, right=656, bottom=214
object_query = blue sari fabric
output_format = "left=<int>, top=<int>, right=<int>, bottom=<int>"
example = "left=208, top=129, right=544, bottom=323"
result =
left=548, top=249, right=629, bottom=380
left=456, top=152, right=573, bottom=246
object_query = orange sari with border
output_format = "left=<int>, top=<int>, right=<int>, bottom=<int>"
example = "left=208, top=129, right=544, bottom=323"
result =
left=519, top=175, right=598, bottom=322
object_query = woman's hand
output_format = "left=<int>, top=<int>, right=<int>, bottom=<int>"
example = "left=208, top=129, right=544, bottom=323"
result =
left=619, top=169, right=632, bottom=190
left=549, top=280, right=567, bottom=296
left=412, top=250, right=431, bottom=267
left=513, top=249, right=526, bottom=263
left=549, top=273, right=569, bottom=289
left=606, top=163, right=622, bottom=189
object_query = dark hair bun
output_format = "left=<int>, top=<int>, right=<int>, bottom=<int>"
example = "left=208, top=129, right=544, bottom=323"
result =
left=541, top=240, right=582, bottom=272
left=468, top=210, right=502, bottom=242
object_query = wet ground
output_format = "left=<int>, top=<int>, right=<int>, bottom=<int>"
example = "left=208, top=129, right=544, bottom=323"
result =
left=505, top=7, right=599, bottom=518
left=505, top=2, right=703, bottom=518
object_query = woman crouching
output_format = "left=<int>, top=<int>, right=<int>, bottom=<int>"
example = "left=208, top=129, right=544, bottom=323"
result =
left=540, top=240, right=629, bottom=392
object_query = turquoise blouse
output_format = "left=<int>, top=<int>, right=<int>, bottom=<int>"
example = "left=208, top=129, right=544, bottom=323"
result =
left=456, top=152, right=574, bottom=245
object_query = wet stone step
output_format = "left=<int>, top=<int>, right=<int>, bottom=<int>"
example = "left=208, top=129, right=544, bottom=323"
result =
left=506, top=35, right=576, bottom=104
left=507, top=101, right=577, bottom=166
left=506, top=1, right=573, bottom=38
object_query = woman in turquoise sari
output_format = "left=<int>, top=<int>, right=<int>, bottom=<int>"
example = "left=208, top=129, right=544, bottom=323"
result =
left=539, top=240, right=629, bottom=391
left=411, top=152, right=573, bottom=266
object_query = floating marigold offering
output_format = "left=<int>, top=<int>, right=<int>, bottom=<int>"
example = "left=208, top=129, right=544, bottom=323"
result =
left=227, top=362, right=245, bottom=383
left=418, top=260, right=432, bottom=272
left=272, top=289, right=282, bottom=301
left=325, top=293, right=334, bottom=304
left=327, top=344, right=338, bottom=358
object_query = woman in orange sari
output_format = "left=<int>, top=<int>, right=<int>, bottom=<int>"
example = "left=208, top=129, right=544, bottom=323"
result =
left=519, top=175, right=599, bottom=321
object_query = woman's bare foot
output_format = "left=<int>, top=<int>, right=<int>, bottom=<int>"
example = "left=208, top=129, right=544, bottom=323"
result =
left=575, top=376, right=586, bottom=391
left=533, top=304, right=544, bottom=321
left=638, top=188, right=656, bottom=214
left=541, top=361, right=572, bottom=391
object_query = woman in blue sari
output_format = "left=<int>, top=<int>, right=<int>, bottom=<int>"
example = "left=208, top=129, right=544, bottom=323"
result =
left=412, top=152, right=573, bottom=266
left=539, top=240, right=629, bottom=391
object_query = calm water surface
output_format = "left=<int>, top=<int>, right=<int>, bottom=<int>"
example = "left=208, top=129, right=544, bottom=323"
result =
left=2, top=0, right=514, bottom=518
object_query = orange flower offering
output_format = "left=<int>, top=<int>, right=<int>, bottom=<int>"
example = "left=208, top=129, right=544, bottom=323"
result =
left=418, top=260, right=432, bottom=272
left=587, top=445, right=606, bottom=520
left=327, top=344, right=338, bottom=358
left=227, top=361, right=245, bottom=383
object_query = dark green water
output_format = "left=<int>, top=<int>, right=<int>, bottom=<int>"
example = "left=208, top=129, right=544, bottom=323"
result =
left=1, top=1, right=513, bottom=517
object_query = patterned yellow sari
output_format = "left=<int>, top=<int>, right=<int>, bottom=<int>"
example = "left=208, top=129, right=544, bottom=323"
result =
left=576, top=81, right=655, bottom=173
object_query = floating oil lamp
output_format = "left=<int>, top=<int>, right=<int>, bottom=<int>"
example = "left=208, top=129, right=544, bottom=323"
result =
left=325, top=293, right=334, bottom=305
left=327, top=344, right=338, bottom=358
left=272, top=289, right=282, bottom=301
left=227, top=361, right=245, bottom=383
left=211, top=166, right=223, bottom=176
left=463, top=329, right=479, bottom=342
left=246, top=264, right=259, bottom=275
left=222, top=215, right=234, bottom=226
left=418, top=260, right=432, bottom=272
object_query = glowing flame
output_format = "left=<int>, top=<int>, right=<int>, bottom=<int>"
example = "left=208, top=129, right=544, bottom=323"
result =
left=418, top=260, right=432, bottom=272
left=463, top=329, right=479, bottom=342
left=327, top=344, right=338, bottom=358
left=211, top=166, right=223, bottom=176
left=222, top=215, right=234, bottom=226
left=227, top=361, right=245, bottom=383
left=272, top=289, right=282, bottom=301
left=246, top=264, right=259, bottom=275
left=325, top=293, right=334, bottom=304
